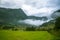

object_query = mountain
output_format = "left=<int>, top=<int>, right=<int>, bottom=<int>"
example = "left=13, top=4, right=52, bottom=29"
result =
left=40, top=20, right=55, bottom=26
left=39, top=20, right=55, bottom=30
left=27, top=16, right=48, bottom=21
left=39, top=10, right=60, bottom=28
left=0, top=7, right=27, bottom=24
left=51, top=9, right=60, bottom=19
left=32, top=13, right=49, bottom=17
left=0, top=7, right=52, bottom=26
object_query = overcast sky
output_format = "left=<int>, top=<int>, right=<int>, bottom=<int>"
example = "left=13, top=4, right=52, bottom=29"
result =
left=0, top=0, right=60, bottom=26
left=0, top=0, right=60, bottom=16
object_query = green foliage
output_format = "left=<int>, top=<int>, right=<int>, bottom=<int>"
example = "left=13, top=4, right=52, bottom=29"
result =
left=37, top=20, right=55, bottom=31
left=54, top=17, right=60, bottom=30
left=0, top=30, right=53, bottom=40
left=46, top=17, right=60, bottom=40
left=26, top=26, right=36, bottom=31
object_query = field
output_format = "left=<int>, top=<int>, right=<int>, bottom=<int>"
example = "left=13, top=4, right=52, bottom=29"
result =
left=0, top=30, right=55, bottom=40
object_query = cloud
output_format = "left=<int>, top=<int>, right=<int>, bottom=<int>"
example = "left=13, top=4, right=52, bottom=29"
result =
left=0, top=0, right=59, bottom=8
left=18, top=19, right=49, bottom=26
left=25, top=0, right=60, bottom=8
left=0, top=0, right=60, bottom=15
left=25, top=0, right=49, bottom=8
left=22, top=4, right=57, bottom=16
left=21, top=0, right=60, bottom=16
left=0, top=0, right=25, bottom=8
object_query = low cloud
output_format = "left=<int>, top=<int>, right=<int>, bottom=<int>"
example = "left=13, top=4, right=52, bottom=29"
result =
left=18, top=19, right=50, bottom=26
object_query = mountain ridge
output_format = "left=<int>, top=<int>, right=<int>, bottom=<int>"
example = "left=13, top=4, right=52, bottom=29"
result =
left=0, top=7, right=27, bottom=24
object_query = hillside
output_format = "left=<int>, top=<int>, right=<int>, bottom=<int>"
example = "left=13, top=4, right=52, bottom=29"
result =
left=0, top=7, right=49, bottom=25
left=0, top=7, right=27, bottom=24
left=28, top=16, right=48, bottom=21
left=0, top=7, right=60, bottom=26
left=51, top=9, right=60, bottom=19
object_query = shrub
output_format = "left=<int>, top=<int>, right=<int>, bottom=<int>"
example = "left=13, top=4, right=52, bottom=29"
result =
left=26, top=26, right=36, bottom=31
left=54, top=17, right=60, bottom=30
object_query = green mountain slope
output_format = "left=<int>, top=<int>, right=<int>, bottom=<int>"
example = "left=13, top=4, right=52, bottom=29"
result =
left=0, top=7, right=27, bottom=24
left=51, top=10, right=60, bottom=19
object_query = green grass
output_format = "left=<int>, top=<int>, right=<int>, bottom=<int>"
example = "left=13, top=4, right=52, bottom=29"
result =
left=0, top=30, right=54, bottom=40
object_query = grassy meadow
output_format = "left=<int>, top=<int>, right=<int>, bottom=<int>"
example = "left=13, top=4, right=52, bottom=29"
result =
left=0, top=30, right=55, bottom=40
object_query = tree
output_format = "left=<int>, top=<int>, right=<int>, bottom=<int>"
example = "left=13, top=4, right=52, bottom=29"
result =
left=54, top=17, right=60, bottom=30
left=26, top=26, right=36, bottom=31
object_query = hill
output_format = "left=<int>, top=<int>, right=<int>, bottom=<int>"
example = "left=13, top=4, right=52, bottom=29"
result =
left=0, top=7, right=27, bottom=24
left=51, top=9, right=60, bottom=19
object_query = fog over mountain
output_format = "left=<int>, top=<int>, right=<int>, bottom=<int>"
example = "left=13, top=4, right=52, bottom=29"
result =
left=0, top=0, right=60, bottom=26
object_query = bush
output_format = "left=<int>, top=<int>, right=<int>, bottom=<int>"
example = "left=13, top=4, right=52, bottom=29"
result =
left=54, top=17, right=60, bottom=30
left=26, top=26, right=36, bottom=31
